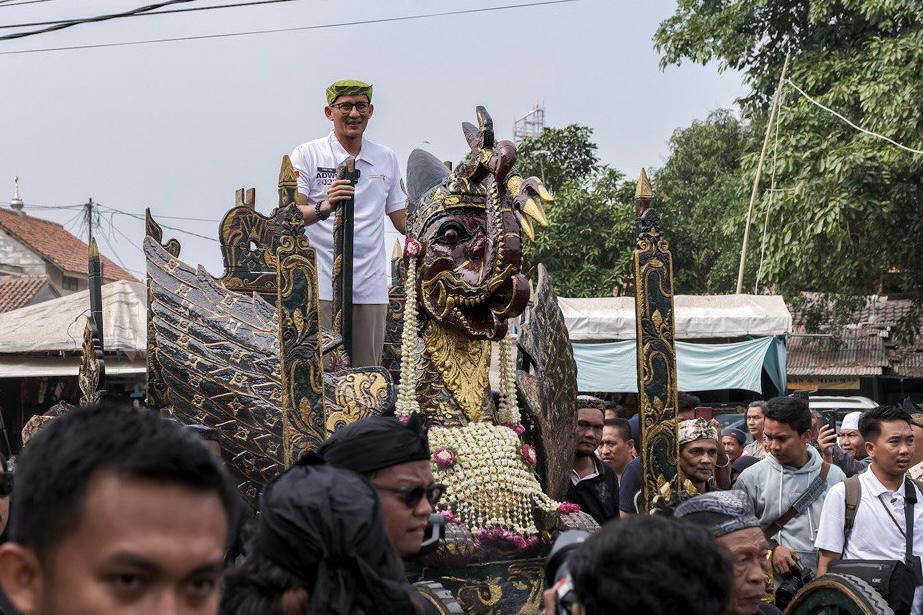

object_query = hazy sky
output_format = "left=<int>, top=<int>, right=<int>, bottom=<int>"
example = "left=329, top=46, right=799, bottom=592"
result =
left=1, top=0, right=745, bottom=279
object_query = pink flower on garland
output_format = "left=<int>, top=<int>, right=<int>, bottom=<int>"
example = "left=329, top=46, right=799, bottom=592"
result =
left=520, top=444, right=537, bottom=466
left=432, top=447, right=457, bottom=470
left=474, top=528, right=540, bottom=551
left=397, top=415, right=410, bottom=424
left=505, top=423, right=526, bottom=436
left=557, top=502, right=581, bottom=515
left=441, top=509, right=461, bottom=524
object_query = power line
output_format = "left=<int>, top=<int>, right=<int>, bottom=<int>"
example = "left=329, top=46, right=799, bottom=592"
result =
left=96, top=224, right=145, bottom=276
left=1, top=0, right=297, bottom=30
left=109, top=219, right=144, bottom=253
left=786, top=79, right=923, bottom=156
left=0, top=0, right=60, bottom=7
left=1, top=0, right=201, bottom=41
left=143, top=213, right=220, bottom=222
left=0, top=200, right=86, bottom=210
left=100, top=205, right=220, bottom=243
left=0, top=0, right=578, bottom=54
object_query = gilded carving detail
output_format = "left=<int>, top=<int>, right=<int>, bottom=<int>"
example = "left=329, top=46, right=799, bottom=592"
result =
left=632, top=168, right=680, bottom=512
left=78, top=318, right=104, bottom=406
left=422, top=321, right=491, bottom=422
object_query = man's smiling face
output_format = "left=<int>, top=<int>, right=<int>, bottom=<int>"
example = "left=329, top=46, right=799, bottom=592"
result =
left=325, top=94, right=373, bottom=140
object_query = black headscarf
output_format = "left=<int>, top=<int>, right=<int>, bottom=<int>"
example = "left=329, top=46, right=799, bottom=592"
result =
left=256, top=460, right=415, bottom=614
left=316, top=413, right=430, bottom=475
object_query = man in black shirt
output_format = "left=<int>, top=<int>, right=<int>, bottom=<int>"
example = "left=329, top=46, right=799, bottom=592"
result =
left=567, top=396, right=618, bottom=525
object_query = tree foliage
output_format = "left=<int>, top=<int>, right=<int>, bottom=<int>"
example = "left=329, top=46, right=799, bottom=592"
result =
left=656, top=1, right=923, bottom=332
left=653, top=109, right=757, bottom=294
left=518, top=126, right=635, bottom=297
left=518, top=114, right=758, bottom=298
left=515, top=125, right=600, bottom=194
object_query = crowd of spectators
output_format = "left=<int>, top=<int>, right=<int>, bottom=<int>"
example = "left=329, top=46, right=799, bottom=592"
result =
left=0, top=392, right=918, bottom=614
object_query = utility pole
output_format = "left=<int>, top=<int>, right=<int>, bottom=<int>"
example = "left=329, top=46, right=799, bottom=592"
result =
left=736, top=52, right=791, bottom=294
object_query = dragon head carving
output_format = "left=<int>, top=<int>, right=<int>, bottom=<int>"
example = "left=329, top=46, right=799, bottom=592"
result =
left=405, top=107, right=552, bottom=340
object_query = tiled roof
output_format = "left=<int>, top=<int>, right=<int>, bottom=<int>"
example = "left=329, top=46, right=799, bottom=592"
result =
left=0, top=208, right=135, bottom=282
left=891, top=334, right=923, bottom=379
left=0, top=275, right=54, bottom=313
left=788, top=295, right=923, bottom=379
left=787, top=331, right=888, bottom=376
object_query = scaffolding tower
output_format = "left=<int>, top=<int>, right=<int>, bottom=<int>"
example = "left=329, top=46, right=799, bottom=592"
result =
left=513, top=103, right=545, bottom=142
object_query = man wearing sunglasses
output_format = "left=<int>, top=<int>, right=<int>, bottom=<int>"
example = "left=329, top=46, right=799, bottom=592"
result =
left=317, top=414, right=441, bottom=557
left=291, top=79, right=407, bottom=368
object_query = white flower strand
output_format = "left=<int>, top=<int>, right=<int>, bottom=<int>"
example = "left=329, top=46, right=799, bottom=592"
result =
left=496, top=327, right=520, bottom=425
left=396, top=255, right=420, bottom=417
left=430, top=422, right=559, bottom=536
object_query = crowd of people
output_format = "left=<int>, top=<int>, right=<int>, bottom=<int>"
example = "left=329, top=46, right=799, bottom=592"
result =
left=563, top=393, right=923, bottom=614
left=4, top=394, right=921, bottom=614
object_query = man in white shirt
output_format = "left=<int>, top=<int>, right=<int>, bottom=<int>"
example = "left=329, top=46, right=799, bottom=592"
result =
left=816, top=405, right=923, bottom=613
left=291, top=79, right=406, bottom=367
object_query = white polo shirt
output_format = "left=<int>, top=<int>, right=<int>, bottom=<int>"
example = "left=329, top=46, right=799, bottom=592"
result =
left=291, top=132, right=405, bottom=304
left=816, top=468, right=923, bottom=614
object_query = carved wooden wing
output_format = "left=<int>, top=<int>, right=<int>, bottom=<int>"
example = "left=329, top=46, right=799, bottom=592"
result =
left=516, top=264, right=577, bottom=501
left=147, top=236, right=285, bottom=502
left=146, top=236, right=394, bottom=503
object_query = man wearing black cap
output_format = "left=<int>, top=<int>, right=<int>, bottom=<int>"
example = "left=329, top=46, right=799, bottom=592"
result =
left=723, top=428, right=747, bottom=464
left=317, top=414, right=442, bottom=557
left=676, top=491, right=782, bottom=615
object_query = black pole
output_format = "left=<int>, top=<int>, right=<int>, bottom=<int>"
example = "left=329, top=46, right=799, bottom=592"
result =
left=335, top=159, right=359, bottom=361
left=88, top=238, right=105, bottom=356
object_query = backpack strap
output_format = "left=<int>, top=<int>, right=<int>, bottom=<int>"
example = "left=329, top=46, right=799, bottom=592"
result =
left=909, top=477, right=923, bottom=495
left=842, top=474, right=862, bottom=552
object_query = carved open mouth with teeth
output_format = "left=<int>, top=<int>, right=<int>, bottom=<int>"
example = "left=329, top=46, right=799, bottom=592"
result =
left=416, top=207, right=528, bottom=340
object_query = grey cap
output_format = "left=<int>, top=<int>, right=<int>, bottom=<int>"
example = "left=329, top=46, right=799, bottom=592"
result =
left=674, top=490, right=761, bottom=538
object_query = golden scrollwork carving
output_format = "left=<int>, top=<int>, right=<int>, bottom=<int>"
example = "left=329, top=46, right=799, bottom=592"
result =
left=323, top=370, right=392, bottom=435
left=422, top=321, right=491, bottom=422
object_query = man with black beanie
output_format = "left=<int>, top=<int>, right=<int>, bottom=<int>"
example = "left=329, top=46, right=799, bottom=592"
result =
left=316, top=414, right=442, bottom=557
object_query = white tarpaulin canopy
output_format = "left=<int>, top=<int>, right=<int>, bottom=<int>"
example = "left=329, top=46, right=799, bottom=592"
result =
left=0, top=281, right=147, bottom=354
left=0, top=357, right=146, bottom=378
left=559, top=294, right=792, bottom=341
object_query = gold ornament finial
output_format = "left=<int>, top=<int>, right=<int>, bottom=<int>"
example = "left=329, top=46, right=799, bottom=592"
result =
left=635, top=168, right=653, bottom=200
left=278, top=155, right=298, bottom=189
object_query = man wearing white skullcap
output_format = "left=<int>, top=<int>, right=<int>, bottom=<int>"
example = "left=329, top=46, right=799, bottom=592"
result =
left=819, top=410, right=872, bottom=477
left=837, top=412, right=866, bottom=460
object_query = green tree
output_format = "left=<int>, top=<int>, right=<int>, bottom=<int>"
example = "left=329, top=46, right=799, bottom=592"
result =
left=516, top=125, right=600, bottom=193
left=518, top=126, right=636, bottom=297
left=653, top=109, right=757, bottom=294
left=655, top=1, right=923, bottom=333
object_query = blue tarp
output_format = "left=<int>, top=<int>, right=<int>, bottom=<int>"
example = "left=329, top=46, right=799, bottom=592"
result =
left=571, top=336, right=787, bottom=394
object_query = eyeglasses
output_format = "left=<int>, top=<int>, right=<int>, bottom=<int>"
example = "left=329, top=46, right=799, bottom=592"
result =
left=375, top=482, right=445, bottom=509
left=0, top=472, right=13, bottom=497
left=330, top=101, right=370, bottom=114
